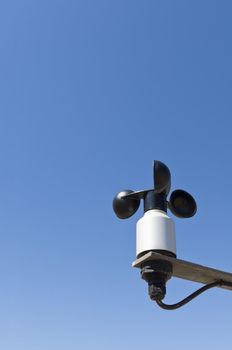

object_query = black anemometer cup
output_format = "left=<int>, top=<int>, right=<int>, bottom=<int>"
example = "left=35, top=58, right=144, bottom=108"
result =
left=113, top=190, right=140, bottom=219
left=169, top=189, right=197, bottom=218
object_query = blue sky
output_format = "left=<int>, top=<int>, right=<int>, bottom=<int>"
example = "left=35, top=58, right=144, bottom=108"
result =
left=0, top=0, right=232, bottom=349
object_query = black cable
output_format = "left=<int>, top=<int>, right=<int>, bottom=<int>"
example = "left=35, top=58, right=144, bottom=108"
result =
left=156, top=281, right=222, bottom=310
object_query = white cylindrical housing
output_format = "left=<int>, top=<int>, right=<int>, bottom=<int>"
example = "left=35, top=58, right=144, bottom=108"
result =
left=136, top=209, right=176, bottom=258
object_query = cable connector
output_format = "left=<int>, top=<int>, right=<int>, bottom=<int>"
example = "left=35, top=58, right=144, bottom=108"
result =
left=140, top=260, right=172, bottom=301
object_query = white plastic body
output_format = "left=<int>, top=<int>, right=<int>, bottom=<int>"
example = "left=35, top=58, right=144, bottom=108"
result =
left=136, top=209, right=176, bottom=258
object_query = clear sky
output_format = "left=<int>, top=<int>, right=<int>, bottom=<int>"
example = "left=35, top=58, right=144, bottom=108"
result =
left=0, top=0, right=232, bottom=349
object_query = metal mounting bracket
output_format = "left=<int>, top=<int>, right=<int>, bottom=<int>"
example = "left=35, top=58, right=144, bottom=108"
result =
left=132, top=251, right=232, bottom=291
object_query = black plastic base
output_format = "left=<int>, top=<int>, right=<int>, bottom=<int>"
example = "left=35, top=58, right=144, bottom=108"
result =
left=144, top=191, right=167, bottom=213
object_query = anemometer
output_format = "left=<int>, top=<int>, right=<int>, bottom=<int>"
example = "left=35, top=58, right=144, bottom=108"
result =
left=113, top=161, right=232, bottom=310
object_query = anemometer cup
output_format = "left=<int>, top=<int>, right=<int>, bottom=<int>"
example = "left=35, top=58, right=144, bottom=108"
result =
left=153, top=160, right=171, bottom=194
left=113, top=190, right=140, bottom=219
left=168, top=190, right=197, bottom=218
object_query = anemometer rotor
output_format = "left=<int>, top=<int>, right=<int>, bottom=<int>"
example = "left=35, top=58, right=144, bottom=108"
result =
left=113, top=160, right=196, bottom=220
left=113, top=161, right=232, bottom=310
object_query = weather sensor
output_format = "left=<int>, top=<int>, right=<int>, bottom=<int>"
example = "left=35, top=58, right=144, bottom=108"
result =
left=113, top=161, right=232, bottom=310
